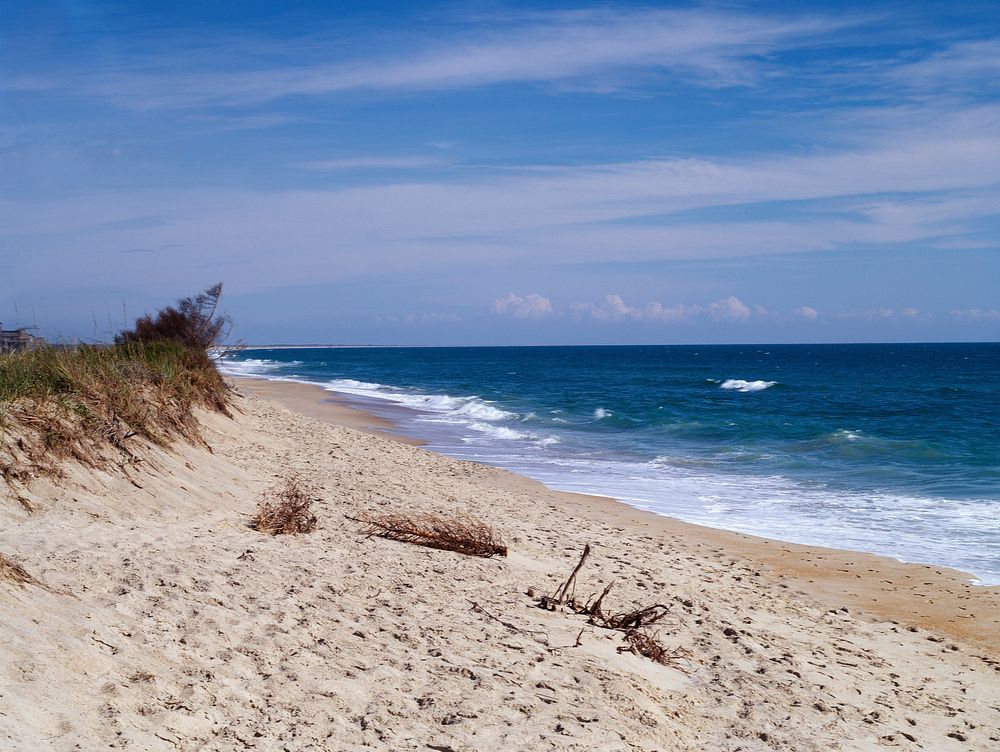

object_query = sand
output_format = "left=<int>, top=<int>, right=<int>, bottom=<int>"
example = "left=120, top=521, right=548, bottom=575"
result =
left=1, top=380, right=998, bottom=750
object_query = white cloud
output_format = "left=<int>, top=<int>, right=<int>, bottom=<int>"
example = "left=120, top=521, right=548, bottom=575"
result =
left=889, top=40, right=1000, bottom=91
left=951, top=308, right=1000, bottom=320
left=707, top=295, right=752, bottom=321
left=294, top=156, right=449, bottom=171
left=573, top=294, right=757, bottom=324
left=491, top=292, right=553, bottom=319
left=53, top=9, right=856, bottom=110
left=794, top=305, right=819, bottom=319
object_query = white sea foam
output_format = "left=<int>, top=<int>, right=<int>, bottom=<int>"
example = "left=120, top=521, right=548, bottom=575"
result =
left=720, top=379, right=778, bottom=392
left=217, top=358, right=302, bottom=378
left=452, top=448, right=1000, bottom=585
left=594, top=407, right=613, bottom=419
left=832, top=429, right=862, bottom=441
left=467, top=422, right=532, bottom=441
left=320, top=379, right=521, bottom=437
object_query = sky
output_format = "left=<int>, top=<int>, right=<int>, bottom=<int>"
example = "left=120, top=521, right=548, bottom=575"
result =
left=2, top=0, right=999, bottom=345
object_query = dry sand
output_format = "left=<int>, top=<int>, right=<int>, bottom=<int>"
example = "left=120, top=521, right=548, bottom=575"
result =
left=1, top=380, right=998, bottom=750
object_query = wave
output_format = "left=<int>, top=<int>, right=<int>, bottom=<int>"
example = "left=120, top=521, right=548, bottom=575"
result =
left=594, top=407, right=613, bottom=419
left=217, top=358, right=302, bottom=377
left=720, top=379, right=778, bottom=392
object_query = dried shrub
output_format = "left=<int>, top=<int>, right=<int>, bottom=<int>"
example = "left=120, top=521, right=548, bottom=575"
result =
left=253, top=476, right=318, bottom=535
left=0, top=552, right=36, bottom=588
left=355, top=511, right=507, bottom=558
left=116, top=283, right=231, bottom=350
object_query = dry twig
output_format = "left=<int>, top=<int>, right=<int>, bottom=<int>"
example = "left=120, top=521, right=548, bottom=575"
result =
left=540, top=543, right=590, bottom=609
left=618, top=630, right=690, bottom=669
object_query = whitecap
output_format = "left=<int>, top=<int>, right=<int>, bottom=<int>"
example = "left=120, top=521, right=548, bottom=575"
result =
left=719, top=379, right=778, bottom=392
left=217, top=358, right=302, bottom=378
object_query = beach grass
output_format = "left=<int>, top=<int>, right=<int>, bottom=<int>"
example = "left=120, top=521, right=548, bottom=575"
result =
left=0, top=552, right=36, bottom=587
left=0, top=341, right=229, bottom=480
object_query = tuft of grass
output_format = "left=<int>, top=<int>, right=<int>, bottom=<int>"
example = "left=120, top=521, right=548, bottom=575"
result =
left=355, top=511, right=507, bottom=558
left=1, top=341, right=230, bottom=485
left=252, top=476, right=318, bottom=535
left=0, top=552, right=36, bottom=588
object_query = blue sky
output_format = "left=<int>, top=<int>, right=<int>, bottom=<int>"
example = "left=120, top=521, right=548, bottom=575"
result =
left=2, top=1, right=999, bottom=345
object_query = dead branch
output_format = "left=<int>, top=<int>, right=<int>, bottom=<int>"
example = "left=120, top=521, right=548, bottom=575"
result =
left=586, top=582, right=614, bottom=623
left=540, top=543, right=590, bottom=609
left=601, top=603, right=673, bottom=630
left=352, top=511, right=507, bottom=558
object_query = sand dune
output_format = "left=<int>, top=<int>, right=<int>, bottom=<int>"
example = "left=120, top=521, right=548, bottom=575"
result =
left=2, top=385, right=998, bottom=750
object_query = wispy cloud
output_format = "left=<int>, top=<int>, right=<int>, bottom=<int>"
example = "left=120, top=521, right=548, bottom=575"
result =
left=889, top=39, right=1000, bottom=93
left=16, top=8, right=860, bottom=110
left=293, top=156, right=451, bottom=171
left=951, top=308, right=1000, bottom=320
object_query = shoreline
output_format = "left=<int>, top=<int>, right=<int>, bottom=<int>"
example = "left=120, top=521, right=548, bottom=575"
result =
left=6, top=379, right=1000, bottom=748
left=232, top=375, right=1000, bottom=650
left=232, top=376, right=425, bottom=446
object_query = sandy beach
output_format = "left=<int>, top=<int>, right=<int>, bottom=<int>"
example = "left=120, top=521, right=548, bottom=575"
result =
left=2, top=378, right=999, bottom=750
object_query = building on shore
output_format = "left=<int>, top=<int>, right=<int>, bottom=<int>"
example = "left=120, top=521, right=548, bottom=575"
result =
left=0, top=324, right=46, bottom=353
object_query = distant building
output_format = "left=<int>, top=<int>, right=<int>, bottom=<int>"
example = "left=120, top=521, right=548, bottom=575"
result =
left=0, top=323, right=45, bottom=353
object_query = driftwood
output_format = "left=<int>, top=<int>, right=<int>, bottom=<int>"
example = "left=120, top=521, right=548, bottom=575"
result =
left=540, top=544, right=590, bottom=609
left=353, top=512, right=507, bottom=558
left=535, top=543, right=685, bottom=669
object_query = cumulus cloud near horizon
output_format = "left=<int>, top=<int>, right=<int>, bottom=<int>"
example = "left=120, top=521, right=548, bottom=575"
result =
left=570, top=294, right=760, bottom=323
left=491, top=292, right=554, bottom=319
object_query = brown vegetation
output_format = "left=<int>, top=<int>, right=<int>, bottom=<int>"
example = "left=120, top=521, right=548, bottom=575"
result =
left=355, top=511, right=507, bottom=557
left=116, top=283, right=231, bottom=349
left=0, top=552, right=36, bottom=588
left=537, top=544, right=684, bottom=668
left=1, top=286, right=232, bottom=496
left=252, top=476, right=318, bottom=535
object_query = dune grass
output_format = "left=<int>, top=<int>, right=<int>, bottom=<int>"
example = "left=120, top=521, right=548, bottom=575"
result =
left=0, top=552, right=36, bottom=587
left=0, top=341, right=230, bottom=484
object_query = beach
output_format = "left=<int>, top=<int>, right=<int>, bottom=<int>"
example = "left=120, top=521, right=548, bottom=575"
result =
left=2, top=378, right=999, bottom=750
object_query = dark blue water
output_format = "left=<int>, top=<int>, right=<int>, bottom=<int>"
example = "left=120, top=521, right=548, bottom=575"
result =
left=221, top=344, right=1000, bottom=583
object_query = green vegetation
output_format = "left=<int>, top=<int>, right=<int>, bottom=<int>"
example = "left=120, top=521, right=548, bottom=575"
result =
left=1, top=286, right=232, bottom=488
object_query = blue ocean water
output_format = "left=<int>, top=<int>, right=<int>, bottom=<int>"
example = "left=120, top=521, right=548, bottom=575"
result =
left=221, top=344, right=1000, bottom=584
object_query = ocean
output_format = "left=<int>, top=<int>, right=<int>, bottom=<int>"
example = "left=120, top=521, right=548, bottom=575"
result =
left=220, top=343, right=1000, bottom=584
